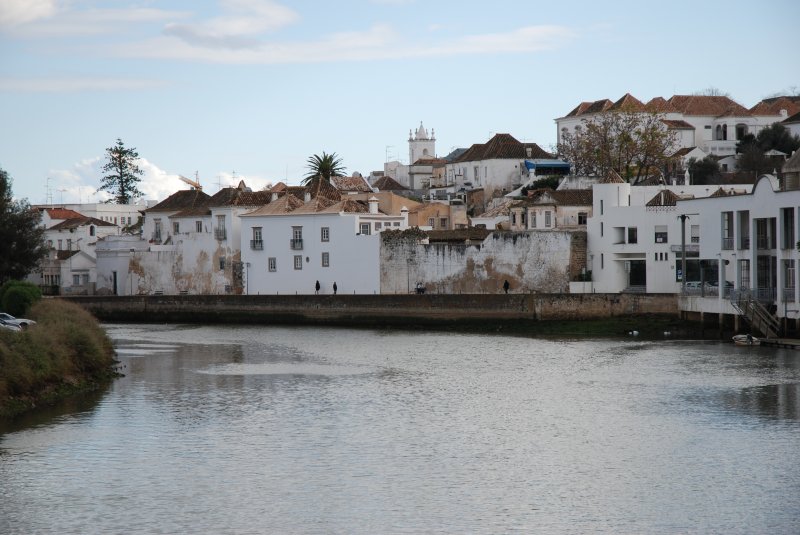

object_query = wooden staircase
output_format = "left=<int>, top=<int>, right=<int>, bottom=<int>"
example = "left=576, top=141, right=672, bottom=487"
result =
left=730, top=291, right=780, bottom=339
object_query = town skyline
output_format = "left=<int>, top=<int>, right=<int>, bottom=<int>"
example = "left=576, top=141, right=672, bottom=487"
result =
left=1, top=0, right=798, bottom=204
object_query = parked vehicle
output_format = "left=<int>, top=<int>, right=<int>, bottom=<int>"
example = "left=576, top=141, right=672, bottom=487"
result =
left=0, top=318, right=22, bottom=331
left=733, top=334, right=759, bottom=346
left=0, top=312, right=36, bottom=329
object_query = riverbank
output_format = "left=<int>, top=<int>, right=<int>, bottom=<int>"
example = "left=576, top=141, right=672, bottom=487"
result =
left=64, top=293, right=705, bottom=339
left=0, top=299, right=119, bottom=419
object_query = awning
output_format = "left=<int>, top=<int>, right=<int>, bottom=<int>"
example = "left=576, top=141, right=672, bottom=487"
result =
left=524, top=160, right=571, bottom=171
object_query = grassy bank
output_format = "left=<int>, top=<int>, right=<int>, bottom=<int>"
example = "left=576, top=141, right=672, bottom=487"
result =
left=0, top=299, right=118, bottom=419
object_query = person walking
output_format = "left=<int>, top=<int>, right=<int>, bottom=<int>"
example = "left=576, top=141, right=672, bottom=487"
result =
left=333, top=282, right=337, bottom=295
left=503, top=279, right=510, bottom=294
left=315, top=280, right=320, bottom=294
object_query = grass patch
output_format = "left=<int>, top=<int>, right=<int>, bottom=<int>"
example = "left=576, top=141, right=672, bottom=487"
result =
left=0, top=299, right=119, bottom=419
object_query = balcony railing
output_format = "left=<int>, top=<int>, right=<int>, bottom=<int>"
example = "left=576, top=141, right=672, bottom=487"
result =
left=290, top=238, right=303, bottom=250
left=739, top=237, right=750, bottom=250
left=756, top=236, right=770, bottom=250
left=250, top=240, right=263, bottom=250
left=721, top=237, right=734, bottom=250
left=214, top=228, right=227, bottom=241
left=783, top=288, right=796, bottom=302
left=151, top=232, right=162, bottom=243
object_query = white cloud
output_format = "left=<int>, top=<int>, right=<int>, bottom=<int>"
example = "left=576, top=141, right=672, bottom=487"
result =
left=0, top=0, right=57, bottom=27
left=0, top=77, right=170, bottom=92
left=113, top=23, right=573, bottom=64
left=5, top=6, right=188, bottom=37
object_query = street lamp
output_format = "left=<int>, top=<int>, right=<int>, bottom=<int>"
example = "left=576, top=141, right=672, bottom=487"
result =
left=245, top=262, right=251, bottom=295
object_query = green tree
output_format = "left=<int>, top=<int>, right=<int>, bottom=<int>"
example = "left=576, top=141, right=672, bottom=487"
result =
left=687, top=156, right=721, bottom=185
left=0, top=168, right=48, bottom=285
left=302, top=151, right=346, bottom=185
left=98, top=138, right=144, bottom=204
left=736, top=124, right=799, bottom=177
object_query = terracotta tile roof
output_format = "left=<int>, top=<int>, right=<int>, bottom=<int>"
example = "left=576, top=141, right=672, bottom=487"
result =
left=270, top=182, right=287, bottom=192
left=750, top=96, right=800, bottom=116
left=284, top=186, right=306, bottom=200
left=475, top=199, right=517, bottom=218
left=667, top=95, right=751, bottom=117
left=49, top=216, right=116, bottom=230
left=44, top=208, right=84, bottom=219
left=609, top=93, right=645, bottom=112
left=207, top=182, right=272, bottom=207
left=671, top=147, right=698, bottom=158
left=291, top=195, right=341, bottom=214
left=528, top=188, right=593, bottom=206
left=372, top=176, right=409, bottom=191
left=645, top=97, right=680, bottom=113
left=331, top=175, right=373, bottom=192
left=782, top=110, right=800, bottom=124
left=565, top=101, right=594, bottom=117
left=242, top=194, right=304, bottom=216
left=412, top=157, right=448, bottom=166
left=454, top=134, right=552, bottom=162
left=170, top=207, right=212, bottom=218
left=304, top=176, right=342, bottom=202
left=317, top=198, right=370, bottom=214
left=708, top=187, right=739, bottom=198
left=645, top=189, right=681, bottom=207
left=146, top=189, right=211, bottom=212
left=583, top=99, right=614, bottom=114
left=599, top=170, right=625, bottom=183
left=55, top=250, right=80, bottom=260
left=661, top=119, right=694, bottom=129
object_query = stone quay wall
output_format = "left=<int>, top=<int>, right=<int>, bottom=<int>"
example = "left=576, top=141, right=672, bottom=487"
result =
left=65, top=293, right=679, bottom=327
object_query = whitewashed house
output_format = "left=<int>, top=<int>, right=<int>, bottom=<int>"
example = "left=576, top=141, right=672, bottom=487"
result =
left=241, top=180, right=409, bottom=295
left=509, top=189, right=593, bottom=232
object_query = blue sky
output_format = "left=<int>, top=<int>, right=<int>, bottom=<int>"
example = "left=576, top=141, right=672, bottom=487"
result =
left=1, top=0, right=798, bottom=204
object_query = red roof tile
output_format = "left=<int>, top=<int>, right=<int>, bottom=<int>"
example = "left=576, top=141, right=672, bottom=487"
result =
left=454, top=134, right=552, bottom=162
left=44, top=208, right=84, bottom=219
left=750, top=96, right=800, bottom=116
left=667, top=95, right=751, bottom=117
left=609, top=93, right=645, bottom=112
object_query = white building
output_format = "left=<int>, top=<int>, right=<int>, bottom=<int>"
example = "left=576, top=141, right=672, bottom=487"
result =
left=556, top=93, right=798, bottom=160
left=382, top=122, right=437, bottom=190
left=586, top=172, right=752, bottom=294
left=443, top=133, right=558, bottom=199
left=241, top=192, right=408, bottom=295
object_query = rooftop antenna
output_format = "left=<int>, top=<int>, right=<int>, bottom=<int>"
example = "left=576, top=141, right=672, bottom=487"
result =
left=215, top=174, right=225, bottom=191
left=58, top=188, right=67, bottom=206
left=45, top=177, right=53, bottom=206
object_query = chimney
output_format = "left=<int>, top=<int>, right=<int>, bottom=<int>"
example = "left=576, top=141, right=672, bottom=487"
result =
left=368, top=196, right=379, bottom=214
left=304, top=192, right=311, bottom=202
left=400, top=206, right=409, bottom=228
left=271, top=192, right=278, bottom=202
left=526, top=147, right=532, bottom=158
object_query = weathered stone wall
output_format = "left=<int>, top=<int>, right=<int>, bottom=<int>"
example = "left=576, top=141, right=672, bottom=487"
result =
left=66, top=293, right=679, bottom=326
left=380, top=230, right=585, bottom=294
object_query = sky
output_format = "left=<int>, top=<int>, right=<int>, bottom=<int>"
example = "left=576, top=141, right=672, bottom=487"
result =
left=1, top=0, right=798, bottom=205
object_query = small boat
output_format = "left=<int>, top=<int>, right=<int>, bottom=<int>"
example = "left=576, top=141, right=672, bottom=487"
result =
left=732, top=334, right=759, bottom=346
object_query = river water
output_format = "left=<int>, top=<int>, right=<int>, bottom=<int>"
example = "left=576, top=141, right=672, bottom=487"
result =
left=1, top=324, right=799, bottom=534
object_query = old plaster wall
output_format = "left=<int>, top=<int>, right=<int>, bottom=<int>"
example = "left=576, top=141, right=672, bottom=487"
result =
left=381, top=230, right=582, bottom=294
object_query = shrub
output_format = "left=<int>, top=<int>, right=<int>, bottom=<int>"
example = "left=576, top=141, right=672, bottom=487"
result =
left=0, top=280, right=41, bottom=316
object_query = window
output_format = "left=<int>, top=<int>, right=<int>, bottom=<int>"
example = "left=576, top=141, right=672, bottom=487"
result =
left=153, top=219, right=162, bottom=242
left=58, top=239, right=62, bottom=250
left=375, top=222, right=382, bottom=230
left=73, top=274, right=80, bottom=285
left=268, top=257, right=276, bottom=272
left=600, top=200, right=604, bottom=215
left=219, top=256, right=226, bottom=270
left=89, top=226, right=95, bottom=237
left=440, top=218, right=448, bottom=228
left=196, top=220, right=203, bottom=233
left=322, top=252, right=330, bottom=267
left=739, top=259, right=750, bottom=289
left=545, top=211, right=552, bottom=228
left=691, top=224, right=700, bottom=244
left=393, top=222, right=400, bottom=227
left=578, top=212, right=587, bottom=225
left=294, top=255, right=303, bottom=270
left=531, top=212, right=537, bottom=228
left=251, top=227, right=263, bottom=250
left=781, top=207, right=795, bottom=249
left=654, top=225, right=668, bottom=243
left=600, top=222, right=603, bottom=237
left=215, top=215, right=226, bottom=240
left=291, top=226, right=303, bottom=249
left=722, top=212, right=734, bottom=249
left=601, top=253, right=604, bottom=269
left=321, top=227, right=330, bottom=242
left=627, top=227, right=638, bottom=244
left=81, top=274, right=89, bottom=285
left=428, top=217, right=435, bottom=227
left=47, top=240, right=53, bottom=248
left=173, top=222, right=180, bottom=234
left=67, top=239, right=72, bottom=250
left=360, top=223, right=371, bottom=235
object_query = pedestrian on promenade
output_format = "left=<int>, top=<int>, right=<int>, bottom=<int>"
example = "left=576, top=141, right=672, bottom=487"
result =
left=315, top=280, right=320, bottom=294
left=503, top=279, right=510, bottom=294
left=333, top=282, right=338, bottom=295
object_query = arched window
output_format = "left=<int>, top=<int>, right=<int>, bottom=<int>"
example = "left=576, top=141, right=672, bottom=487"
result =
left=715, top=125, right=722, bottom=140
left=722, top=124, right=728, bottom=141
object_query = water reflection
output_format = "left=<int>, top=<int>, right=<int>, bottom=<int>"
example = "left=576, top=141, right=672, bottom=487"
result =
left=1, top=326, right=799, bottom=534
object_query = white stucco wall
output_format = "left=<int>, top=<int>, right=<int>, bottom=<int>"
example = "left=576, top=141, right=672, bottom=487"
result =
left=381, top=231, right=576, bottom=294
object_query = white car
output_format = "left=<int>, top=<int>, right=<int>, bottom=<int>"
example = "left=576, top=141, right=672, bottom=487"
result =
left=0, top=312, right=36, bottom=329
left=0, top=318, right=21, bottom=331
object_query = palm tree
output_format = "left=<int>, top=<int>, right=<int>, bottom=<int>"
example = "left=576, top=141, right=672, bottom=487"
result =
left=302, top=152, right=346, bottom=185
